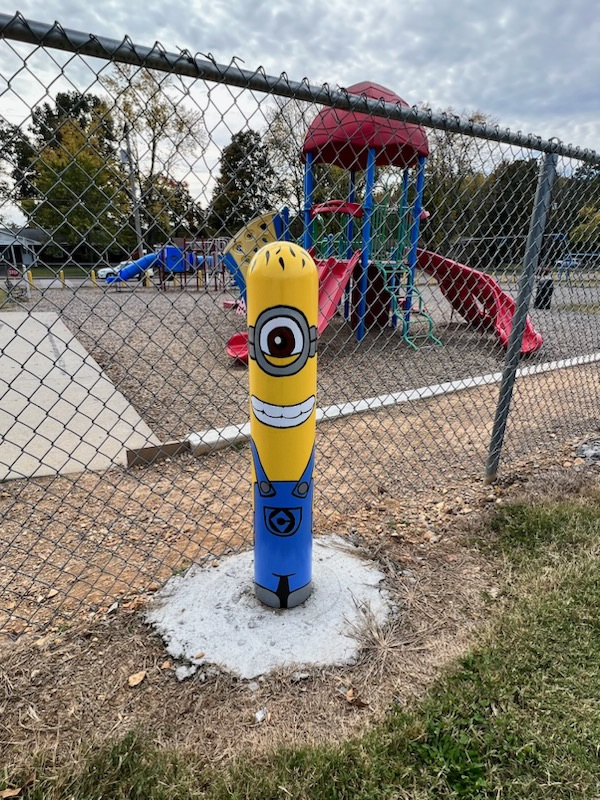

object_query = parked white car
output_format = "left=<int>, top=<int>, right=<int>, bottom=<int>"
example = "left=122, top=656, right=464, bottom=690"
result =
left=555, top=255, right=581, bottom=272
left=97, top=261, right=154, bottom=280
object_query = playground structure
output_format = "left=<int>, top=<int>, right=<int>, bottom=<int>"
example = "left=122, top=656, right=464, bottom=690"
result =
left=105, top=242, right=230, bottom=291
left=221, top=81, right=543, bottom=363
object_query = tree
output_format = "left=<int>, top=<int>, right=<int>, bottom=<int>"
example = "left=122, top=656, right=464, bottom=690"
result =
left=20, top=111, right=132, bottom=257
left=262, top=97, right=360, bottom=222
left=548, top=163, right=600, bottom=246
left=30, top=91, right=116, bottom=153
left=102, top=65, right=207, bottom=247
left=0, top=120, right=38, bottom=212
left=569, top=205, right=600, bottom=251
left=208, top=130, right=277, bottom=235
left=261, top=98, right=310, bottom=216
left=478, top=159, right=538, bottom=238
left=0, top=92, right=115, bottom=210
left=140, top=175, right=206, bottom=245
left=421, top=109, right=495, bottom=252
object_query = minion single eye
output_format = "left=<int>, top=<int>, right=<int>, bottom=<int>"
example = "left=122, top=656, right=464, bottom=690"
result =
left=259, top=317, right=303, bottom=358
left=249, top=306, right=317, bottom=377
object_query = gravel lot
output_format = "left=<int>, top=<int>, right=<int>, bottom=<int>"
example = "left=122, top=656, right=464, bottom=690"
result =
left=24, top=276, right=600, bottom=442
left=1, top=276, right=598, bottom=638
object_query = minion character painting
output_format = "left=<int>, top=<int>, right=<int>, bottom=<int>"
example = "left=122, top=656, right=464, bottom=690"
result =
left=247, top=242, right=318, bottom=609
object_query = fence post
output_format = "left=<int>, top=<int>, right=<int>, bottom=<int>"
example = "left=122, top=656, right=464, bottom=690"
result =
left=485, top=151, right=558, bottom=484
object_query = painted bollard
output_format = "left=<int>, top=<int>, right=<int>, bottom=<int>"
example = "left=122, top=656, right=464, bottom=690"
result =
left=247, top=242, right=318, bottom=609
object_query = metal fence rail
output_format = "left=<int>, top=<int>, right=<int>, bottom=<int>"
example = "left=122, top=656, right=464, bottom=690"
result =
left=0, top=13, right=599, bottom=637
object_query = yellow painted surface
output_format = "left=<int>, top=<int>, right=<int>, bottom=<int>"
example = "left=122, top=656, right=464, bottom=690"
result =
left=224, top=212, right=281, bottom=287
left=247, top=242, right=318, bottom=481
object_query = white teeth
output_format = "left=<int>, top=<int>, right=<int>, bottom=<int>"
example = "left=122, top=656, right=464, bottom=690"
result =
left=251, top=396, right=315, bottom=428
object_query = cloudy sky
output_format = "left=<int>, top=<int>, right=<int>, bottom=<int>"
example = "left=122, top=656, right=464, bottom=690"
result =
left=5, top=0, right=598, bottom=154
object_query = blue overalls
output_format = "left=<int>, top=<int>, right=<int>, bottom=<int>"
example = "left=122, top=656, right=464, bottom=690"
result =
left=251, top=440, right=315, bottom=608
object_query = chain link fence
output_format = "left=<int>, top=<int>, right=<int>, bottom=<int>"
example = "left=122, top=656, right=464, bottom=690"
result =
left=0, top=13, right=599, bottom=637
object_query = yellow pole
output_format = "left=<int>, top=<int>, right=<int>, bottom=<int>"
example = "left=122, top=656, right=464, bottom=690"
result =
left=26, top=270, right=34, bottom=289
left=247, top=242, right=318, bottom=609
left=91, top=269, right=97, bottom=287
left=59, top=269, right=65, bottom=288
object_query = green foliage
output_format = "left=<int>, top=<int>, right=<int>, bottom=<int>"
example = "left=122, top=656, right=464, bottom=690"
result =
left=20, top=113, right=132, bottom=253
left=140, top=174, right=206, bottom=246
left=208, top=129, right=277, bottom=236
left=569, top=204, right=600, bottom=250
left=478, top=159, right=539, bottom=242
left=30, top=90, right=117, bottom=153
left=0, top=119, right=37, bottom=199
left=421, top=110, right=493, bottom=252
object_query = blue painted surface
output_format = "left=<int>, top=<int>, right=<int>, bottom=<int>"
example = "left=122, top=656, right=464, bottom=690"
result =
left=356, top=147, right=377, bottom=342
left=223, top=251, right=247, bottom=299
left=106, top=252, right=158, bottom=282
left=251, top=440, right=314, bottom=608
left=303, top=151, right=315, bottom=252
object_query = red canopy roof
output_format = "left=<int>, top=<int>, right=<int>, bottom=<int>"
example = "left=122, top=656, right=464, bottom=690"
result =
left=302, top=81, right=429, bottom=170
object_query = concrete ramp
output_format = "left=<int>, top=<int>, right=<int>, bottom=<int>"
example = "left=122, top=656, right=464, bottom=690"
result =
left=0, top=312, right=159, bottom=481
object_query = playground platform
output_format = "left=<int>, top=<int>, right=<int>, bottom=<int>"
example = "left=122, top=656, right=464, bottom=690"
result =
left=0, top=312, right=159, bottom=481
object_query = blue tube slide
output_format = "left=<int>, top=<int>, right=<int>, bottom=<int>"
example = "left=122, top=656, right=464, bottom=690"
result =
left=105, top=252, right=158, bottom=283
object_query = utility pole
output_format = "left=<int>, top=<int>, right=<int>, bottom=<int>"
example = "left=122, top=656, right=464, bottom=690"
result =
left=120, top=124, right=144, bottom=259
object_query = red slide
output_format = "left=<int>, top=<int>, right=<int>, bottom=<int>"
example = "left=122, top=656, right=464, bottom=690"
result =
left=316, top=250, right=361, bottom=334
left=416, top=249, right=543, bottom=354
left=226, top=251, right=360, bottom=363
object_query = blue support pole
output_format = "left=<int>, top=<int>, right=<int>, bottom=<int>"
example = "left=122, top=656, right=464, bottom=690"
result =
left=357, top=148, right=376, bottom=342
left=303, top=152, right=314, bottom=252
left=403, top=155, right=426, bottom=340
left=281, top=206, right=290, bottom=241
left=344, top=170, right=357, bottom=321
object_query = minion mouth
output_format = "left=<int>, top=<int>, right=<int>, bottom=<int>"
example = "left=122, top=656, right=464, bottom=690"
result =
left=251, top=395, right=315, bottom=428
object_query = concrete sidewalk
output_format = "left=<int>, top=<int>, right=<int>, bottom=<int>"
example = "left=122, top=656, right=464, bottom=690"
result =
left=0, top=311, right=159, bottom=481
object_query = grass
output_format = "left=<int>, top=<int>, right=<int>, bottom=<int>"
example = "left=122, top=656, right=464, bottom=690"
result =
left=4, top=489, right=600, bottom=799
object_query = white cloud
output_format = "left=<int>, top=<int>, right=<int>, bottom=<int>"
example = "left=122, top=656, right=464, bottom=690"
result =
left=1, top=0, right=598, bottom=215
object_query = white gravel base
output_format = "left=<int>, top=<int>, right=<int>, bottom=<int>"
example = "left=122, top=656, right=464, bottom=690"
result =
left=145, top=536, right=392, bottom=680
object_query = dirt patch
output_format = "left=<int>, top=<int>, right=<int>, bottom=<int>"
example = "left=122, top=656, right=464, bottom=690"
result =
left=2, top=363, right=599, bottom=640
left=2, top=449, right=599, bottom=775
left=0, top=502, right=496, bottom=773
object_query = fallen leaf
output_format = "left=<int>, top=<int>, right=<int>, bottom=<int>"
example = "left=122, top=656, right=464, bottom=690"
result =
left=345, top=688, right=369, bottom=708
left=193, top=651, right=205, bottom=660
left=160, top=660, right=172, bottom=670
left=46, top=589, right=59, bottom=599
left=0, top=775, right=34, bottom=798
left=128, top=670, right=147, bottom=688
